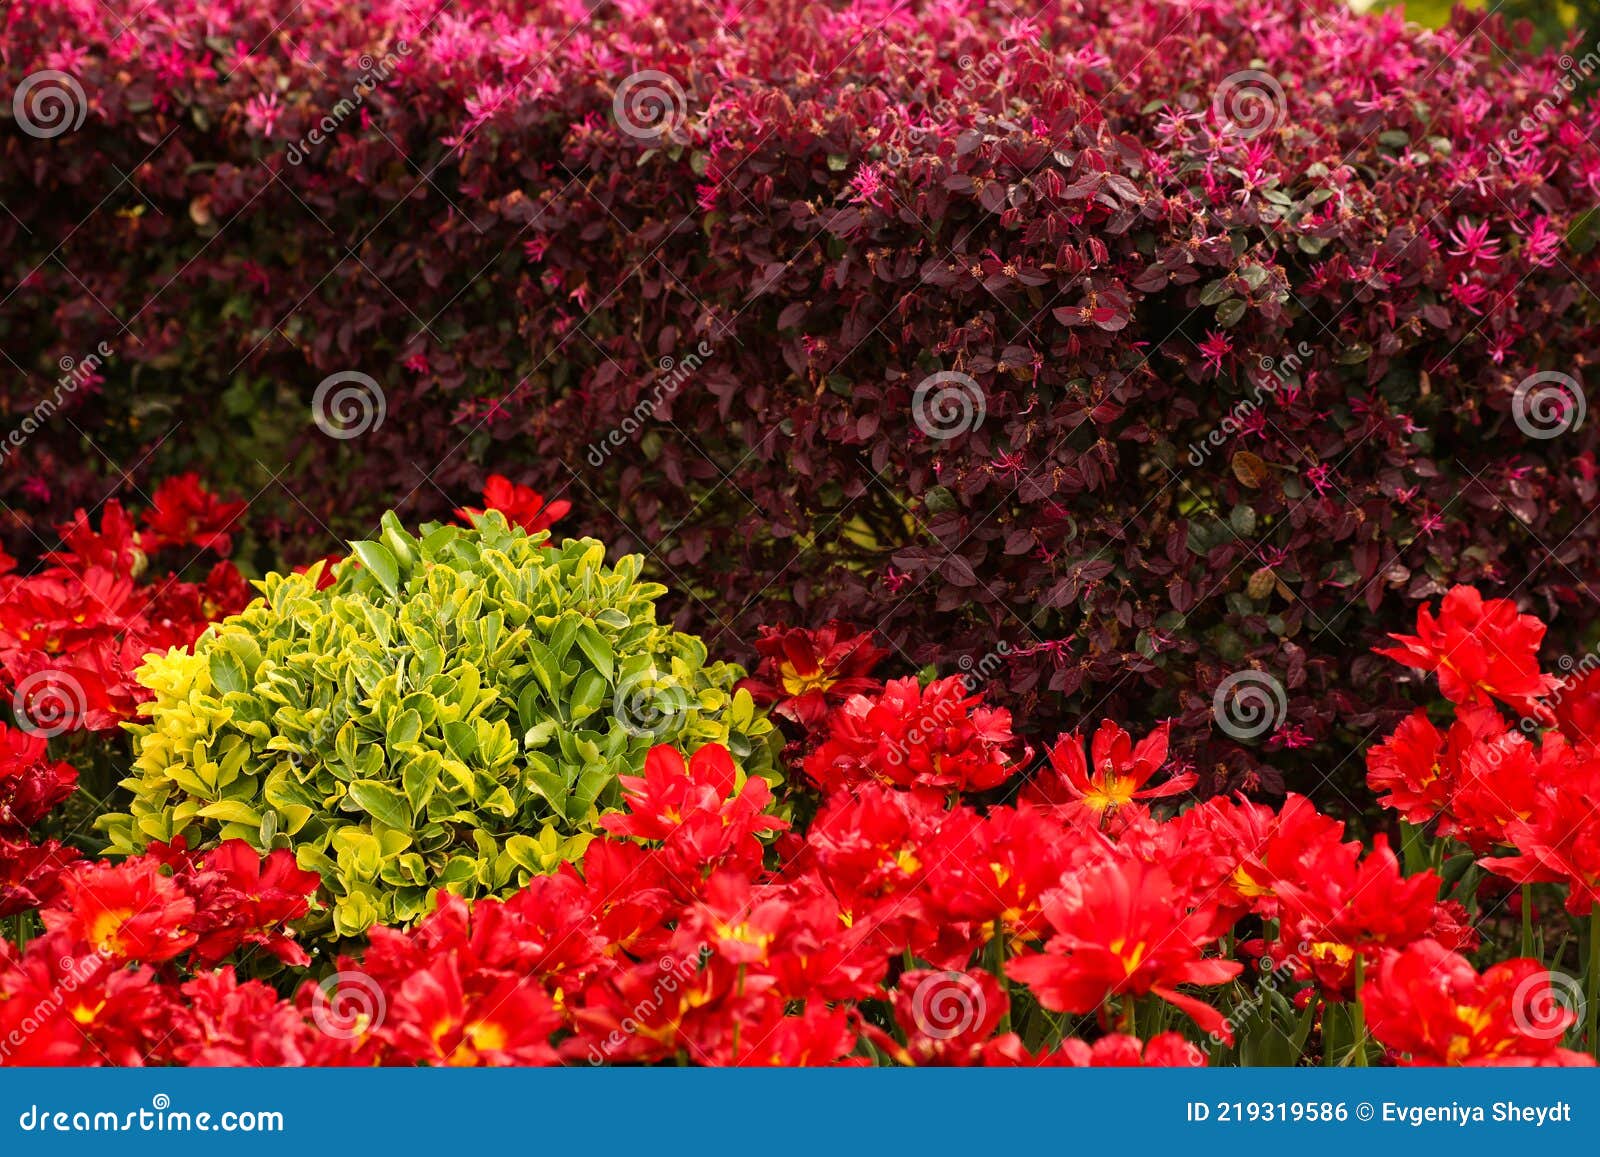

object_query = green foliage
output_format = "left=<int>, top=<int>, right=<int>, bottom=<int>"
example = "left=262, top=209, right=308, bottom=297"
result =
left=1381, top=0, right=1595, bottom=47
left=101, top=511, right=778, bottom=935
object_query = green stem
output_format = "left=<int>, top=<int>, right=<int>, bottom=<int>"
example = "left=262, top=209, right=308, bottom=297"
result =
left=991, top=918, right=1011, bottom=1034
left=1521, top=885, right=1535, bottom=960
left=1400, top=821, right=1425, bottom=878
left=1350, top=955, right=1368, bottom=1067
left=1047, top=1011, right=1068, bottom=1049
left=1587, top=906, right=1600, bottom=1060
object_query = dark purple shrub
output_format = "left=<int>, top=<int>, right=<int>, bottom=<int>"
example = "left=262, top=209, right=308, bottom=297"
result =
left=4, top=0, right=1600, bottom=787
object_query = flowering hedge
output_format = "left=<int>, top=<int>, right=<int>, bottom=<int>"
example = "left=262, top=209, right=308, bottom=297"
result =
left=5, top=0, right=1600, bottom=782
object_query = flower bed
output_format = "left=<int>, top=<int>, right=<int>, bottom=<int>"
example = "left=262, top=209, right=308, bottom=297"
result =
left=1, top=487, right=1599, bottom=1067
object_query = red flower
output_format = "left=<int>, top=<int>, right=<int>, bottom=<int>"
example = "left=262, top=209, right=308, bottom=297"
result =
left=170, top=968, right=350, bottom=1067
left=0, top=933, right=172, bottom=1066
left=153, top=840, right=322, bottom=967
left=802, top=675, right=1021, bottom=795
left=983, top=1031, right=1204, bottom=1067
left=1365, top=709, right=1450, bottom=826
left=375, top=959, right=562, bottom=1066
left=1005, top=858, right=1240, bottom=1038
left=1272, top=835, right=1453, bottom=998
left=456, top=474, right=570, bottom=536
left=7, top=638, right=146, bottom=732
left=1027, top=720, right=1194, bottom=820
left=0, top=565, right=138, bottom=660
left=1363, top=940, right=1595, bottom=1066
left=602, top=743, right=785, bottom=876
left=1553, top=668, right=1600, bottom=752
left=720, top=1003, right=859, bottom=1067
left=1056, top=1032, right=1204, bottom=1067
left=0, top=500, right=246, bottom=737
left=0, top=722, right=77, bottom=834
left=738, top=621, right=888, bottom=726
left=46, top=500, right=142, bottom=572
left=1483, top=753, right=1600, bottom=914
left=795, top=784, right=986, bottom=968
left=867, top=968, right=1008, bottom=1066
left=140, top=473, right=247, bottom=555
left=142, top=562, right=254, bottom=646
left=1443, top=720, right=1562, bottom=851
left=927, top=802, right=1093, bottom=941
left=42, top=858, right=197, bottom=963
left=1376, top=586, right=1557, bottom=717
left=0, top=837, right=82, bottom=917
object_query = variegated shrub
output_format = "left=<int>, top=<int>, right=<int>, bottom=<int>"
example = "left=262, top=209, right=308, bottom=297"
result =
left=100, top=511, right=778, bottom=935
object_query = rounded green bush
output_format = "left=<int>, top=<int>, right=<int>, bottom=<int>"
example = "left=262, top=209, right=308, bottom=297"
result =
left=100, top=511, right=778, bottom=935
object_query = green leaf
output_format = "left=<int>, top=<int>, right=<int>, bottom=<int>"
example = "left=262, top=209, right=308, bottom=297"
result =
left=523, top=719, right=559, bottom=749
left=208, top=648, right=250, bottom=695
left=350, top=539, right=400, bottom=596
left=442, top=719, right=478, bottom=762
left=347, top=780, right=414, bottom=831
left=197, top=799, right=262, bottom=825
left=568, top=669, right=607, bottom=722
left=387, top=708, right=423, bottom=748
left=575, top=623, right=615, bottom=683
left=401, top=757, right=440, bottom=814
left=503, top=834, right=544, bottom=873
left=525, top=640, right=562, bottom=700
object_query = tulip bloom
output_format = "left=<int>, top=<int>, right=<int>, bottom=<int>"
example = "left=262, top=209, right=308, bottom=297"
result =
left=1006, top=858, right=1241, bottom=1038
left=738, top=621, right=888, bottom=726
left=455, top=473, right=570, bottom=536
left=1363, top=940, right=1595, bottom=1066
left=1029, top=720, right=1194, bottom=820
left=1376, top=587, right=1557, bottom=718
